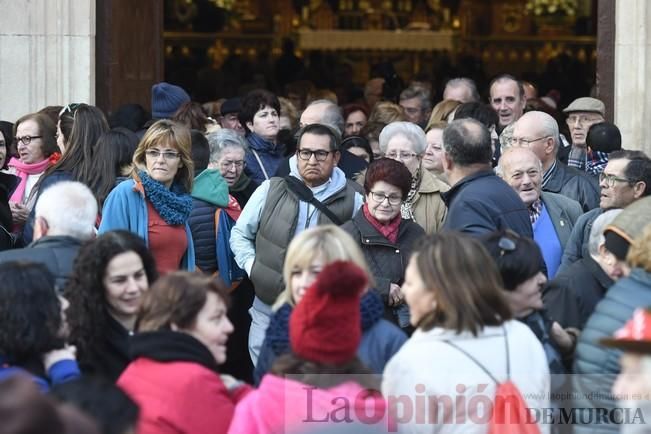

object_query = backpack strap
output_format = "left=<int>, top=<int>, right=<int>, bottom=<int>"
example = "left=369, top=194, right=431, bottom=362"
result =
left=284, top=176, right=344, bottom=225
left=251, top=149, right=270, bottom=180
left=444, top=325, right=511, bottom=384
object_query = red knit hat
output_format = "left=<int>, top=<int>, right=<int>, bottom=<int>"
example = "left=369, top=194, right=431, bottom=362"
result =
left=601, top=308, right=651, bottom=354
left=289, top=260, right=368, bottom=365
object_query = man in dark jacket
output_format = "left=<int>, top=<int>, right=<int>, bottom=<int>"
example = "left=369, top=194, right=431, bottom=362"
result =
left=513, top=110, right=600, bottom=212
left=0, top=181, right=97, bottom=291
left=572, top=197, right=651, bottom=434
left=559, top=150, right=651, bottom=273
left=440, top=118, right=533, bottom=237
left=544, top=209, right=621, bottom=330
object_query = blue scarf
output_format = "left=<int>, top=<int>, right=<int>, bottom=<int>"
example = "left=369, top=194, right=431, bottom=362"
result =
left=266, top=291, right=385, bottom=357
left=139, top=171, right=193, bottom=225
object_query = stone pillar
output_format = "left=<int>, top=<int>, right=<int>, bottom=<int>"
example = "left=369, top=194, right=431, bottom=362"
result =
left=614, top=0, right=651, bottom=155
left=0, top=0, right=95, bottom=122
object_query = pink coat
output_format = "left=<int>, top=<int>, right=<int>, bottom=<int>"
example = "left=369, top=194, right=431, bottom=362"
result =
left=118, top=358, right=251, bottom=434
left=228, top=374, right=388, bottom=434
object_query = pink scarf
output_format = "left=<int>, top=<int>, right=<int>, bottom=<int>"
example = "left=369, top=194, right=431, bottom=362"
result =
left=7, top=157, right=52, bottom=203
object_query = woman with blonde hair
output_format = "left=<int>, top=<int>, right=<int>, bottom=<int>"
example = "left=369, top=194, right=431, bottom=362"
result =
left=426, top=98, right=461, bottom=128
left=253, top=225, right=406, bottom=384
left=367, top=101, right=406, bottom=125
left=99, top=120, right=195, bottom=273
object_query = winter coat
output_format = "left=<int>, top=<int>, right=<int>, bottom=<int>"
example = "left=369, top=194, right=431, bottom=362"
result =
left=99, top=178, right=195, bottom=270
left=76, top=315, right=131, bottom=382
left=254, top=292, right=406, bottom=384
left=544, top=256, right=614, bottom=330
left=244, top=133, right=285, bottom=185
left=572, top=268, right=651, bottom=434
left=410, top=168, right=449, bottom=234
left=0, top=172, right=18, bottom=251
left=540, top=191, right=583, bottom=249
left=342, top=210, right=425, bottom=323
left=441, top=169, right=533, bottom=238
left=118, top=331, right=251, bottom=434
left=188, top=169, right=229, bottom=273
left=0, top=235, right=82, bottom=291
left=558, top=207, right=602, bottom=273
left=543, top=160, right=600, bottom=212
left=227, top=374, right=388, bottom=434
left=382, top=320, right=550, bottom=434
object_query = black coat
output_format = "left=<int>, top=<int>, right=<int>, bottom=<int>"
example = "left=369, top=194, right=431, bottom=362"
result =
left=77, top=314, right=131, bottom=382
left=0, top=172, right=18, bottom=251
left=543, top=161, right=600, bottom=212
left=441, top=170, right=533, bottom=238
left=543, top=256, right=614, bottom=330
left=342, top=210, right=425, bottom=323
left=0, top=235, right=82, bottom=291
left=188, top=198, right=220, bottom=274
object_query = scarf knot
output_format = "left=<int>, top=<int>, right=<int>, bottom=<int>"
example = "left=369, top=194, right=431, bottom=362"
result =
left=362, top=203, right=401, bottom=244
left=139, top=171, right=193, bottom=225
left=8, top=156, right=55, bottom=203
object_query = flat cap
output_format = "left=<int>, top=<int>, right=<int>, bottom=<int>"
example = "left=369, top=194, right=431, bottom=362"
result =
left=563, top=97, right=605, bottom=116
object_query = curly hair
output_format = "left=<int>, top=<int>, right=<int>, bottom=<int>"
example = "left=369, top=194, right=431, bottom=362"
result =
left=0, top=262, right=63, bottom=364
left=64, top=231, right=158, bottom=363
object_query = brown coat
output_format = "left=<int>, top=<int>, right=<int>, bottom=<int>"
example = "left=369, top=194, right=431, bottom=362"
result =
left=411, top=169, right=449, bottom=234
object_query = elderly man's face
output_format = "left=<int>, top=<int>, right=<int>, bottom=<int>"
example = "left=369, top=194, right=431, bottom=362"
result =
left=500, top=150, right=542, bottom=206
left=400, top=97, right=427, bottom=125
left=512, top=116, right=554, bottom=165
left=490, top=80, right=526, bottom=128
left=566, top=111, right=604, bottom=147
left=599, top=158, right=639, bottom=210
left=296, top=132, right=340, bottom=188
left=443, top=84, right=473, bottom=103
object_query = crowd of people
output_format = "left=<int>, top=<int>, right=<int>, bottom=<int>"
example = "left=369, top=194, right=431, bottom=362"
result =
left=0, top=72, right=650, bottom=434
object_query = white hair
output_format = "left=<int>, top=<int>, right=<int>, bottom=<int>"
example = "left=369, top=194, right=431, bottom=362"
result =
left=518, top=110, right=559, bottom=150
left=589, top=209, right=623, bottom=257
left=35, top=181, right=98, bottom=240
left=378, top=121, right=427, bottom=155
left=206, top=128, right=248, bottom=162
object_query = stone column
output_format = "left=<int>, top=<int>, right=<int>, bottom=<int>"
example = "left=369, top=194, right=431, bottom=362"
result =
left=0, top=0, right=95, bottom=122
left=614, top=0, right=651, bottom=155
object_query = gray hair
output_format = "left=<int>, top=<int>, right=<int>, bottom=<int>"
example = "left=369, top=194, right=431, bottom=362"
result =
left=35, top=181, right=97, bottom=240
left=206, top=128, right=248, bottom=162
left=378, top=121, right=427, bottom=155
left=589, top=209, right=623, bottom=257
left=304, top=99, right=344, bottom=137
left=518, top=111, right=559, bottom=151
left=444, top=78, right=480, bottom=103
left=400, top=85, right=432, bottom=112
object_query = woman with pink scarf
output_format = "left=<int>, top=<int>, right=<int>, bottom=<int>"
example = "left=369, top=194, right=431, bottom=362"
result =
left=6, top=113, right=60, bottom=232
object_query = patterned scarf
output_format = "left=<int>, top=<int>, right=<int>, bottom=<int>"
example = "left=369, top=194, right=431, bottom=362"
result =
left=362, top=202, right=401, bottom=244
left=139, top=171, right=193, bottom=225
left=529, top=198, right=543, bottom=225
left=400, top=167, right=421, bottom=221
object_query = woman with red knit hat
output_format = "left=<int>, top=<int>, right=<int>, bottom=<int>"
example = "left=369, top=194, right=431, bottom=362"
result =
left=228, top=259, right=389, bottom=433
left=252, top=225, right=406, bottom=384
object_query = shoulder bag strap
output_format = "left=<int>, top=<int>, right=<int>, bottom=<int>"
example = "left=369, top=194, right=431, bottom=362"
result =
left=443, top=339, right=500, bottom=384
left=250, top=149, right=270, bottom=180
left=284, top=176, right=343, bottom=226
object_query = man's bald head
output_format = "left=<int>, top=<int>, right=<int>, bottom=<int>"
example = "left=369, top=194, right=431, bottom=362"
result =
left=512, top=110, right=559, bottom=169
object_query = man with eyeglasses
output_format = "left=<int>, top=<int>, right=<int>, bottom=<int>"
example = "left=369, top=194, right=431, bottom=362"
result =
left=497, top=147, right=583, bottom=279
left=230, top=123, right=364, bottom=366
left=440, top=118, right=532, bottom=238
left=512, top=111, right=600, bottom=212
left=558, top=150, right=651, bottom=273
left=563, top=97, right=606, bottom=171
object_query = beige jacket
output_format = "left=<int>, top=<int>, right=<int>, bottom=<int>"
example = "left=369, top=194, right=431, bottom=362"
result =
left=411, top=169, right=449, bottom=234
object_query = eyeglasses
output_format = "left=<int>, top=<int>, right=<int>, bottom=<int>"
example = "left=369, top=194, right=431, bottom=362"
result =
left=566, top=114, right=603, bottom=126
left=511, top=136, right=550, bottom=146
left=297, top=149, right=332, bottom=162
left=385, top=151, right=418, bottom=161
left=14, top=135, right=43, bottom=145
left=599, top=172, right=632, bottom=188
left=59, top=103, right=81, bottom=117
left=145, top=149, right=181, bottom=160
left=369, top=191, right=402, bottom=205
left=498, top=236, right=517, bottom=257
left=219, top=160, right=245, bottom=170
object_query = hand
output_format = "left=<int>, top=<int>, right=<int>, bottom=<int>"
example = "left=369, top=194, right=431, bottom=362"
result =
left=551, top=322, right=575, bottom=353
left=388, top=283, right=403, bottom=307
left=43, top=345, right=77, bottom=371
left=10, top=203, right=29, bottom=225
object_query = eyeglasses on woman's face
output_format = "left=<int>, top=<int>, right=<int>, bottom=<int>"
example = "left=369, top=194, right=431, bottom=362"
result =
left=145, top=149, right=180, bottom=160
left=14, top=135, right=43, bottom=146
left=369, top=191, right=402, bottom=206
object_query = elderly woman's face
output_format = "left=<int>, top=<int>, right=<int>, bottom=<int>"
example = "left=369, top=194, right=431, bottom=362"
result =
left=15, top=120, right=47, bottom=164
left=366, top=180, right=402, bottom=224
left=384, top=133, right=420, bottom=175
left=214, top=146, right=246, bottom=187
left=247, top=105, right=279, bottom=141
left=423, top=128, right=444, bottom=173
left=0, top=131, right=6, bottom=168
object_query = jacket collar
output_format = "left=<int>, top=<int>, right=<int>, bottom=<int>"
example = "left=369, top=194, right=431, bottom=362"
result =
left=28, top=235, right=82, bottom=249
left=418, top=168, right=448, bottom=194
left=441, top=169, right=495, bottom=206
left=542, top=160, right=564, bottom=192
left=352, top=211, right=409, bottom=247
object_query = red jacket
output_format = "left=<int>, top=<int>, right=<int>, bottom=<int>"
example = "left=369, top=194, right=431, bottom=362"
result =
left=118, top=358, right=251, bottom=434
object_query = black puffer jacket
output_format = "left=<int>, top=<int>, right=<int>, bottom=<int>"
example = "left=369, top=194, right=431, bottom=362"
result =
left=188, top=198, right=220, bottom=273
left=342, top=210, right=425, bottom=322
left=572, top=268, right=651, bottom=434
left=543, top=160, right=600, bottom=212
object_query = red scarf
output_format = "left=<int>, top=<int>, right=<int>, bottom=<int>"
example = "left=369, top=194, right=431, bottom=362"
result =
left=362, top=202, right=401, bottom=244
left=224, top=194, right=242, bottom=221
left=7, top=154, right=58, bottom=203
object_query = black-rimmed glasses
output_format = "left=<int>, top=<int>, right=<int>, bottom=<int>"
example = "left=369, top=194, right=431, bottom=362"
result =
left=14, top=135, right=43, bottom=145
left=297, top=149, right=332, bottom=161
